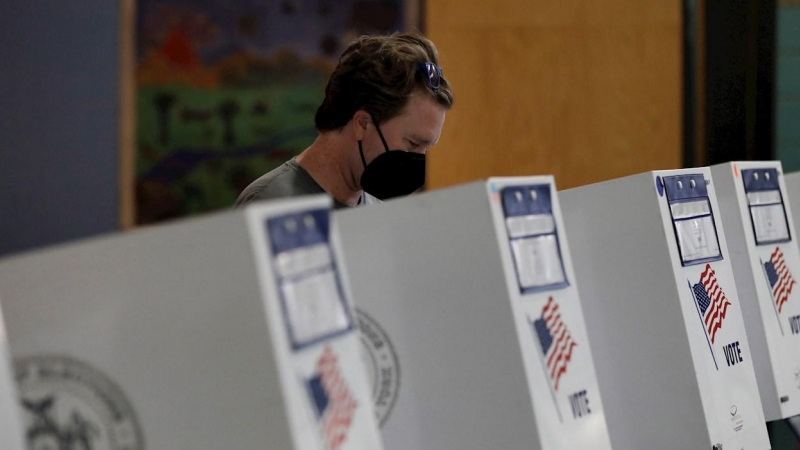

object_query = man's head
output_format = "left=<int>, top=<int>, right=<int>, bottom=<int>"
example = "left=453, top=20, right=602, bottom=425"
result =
left=314, top=33, right=453, bottom=199
left=314, top=33, right=454, bottom=131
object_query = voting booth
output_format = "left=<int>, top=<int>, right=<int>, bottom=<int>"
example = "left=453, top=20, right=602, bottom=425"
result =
left=783, top=171, right=800, bottom=411
left=335, top=178, right=612, bottom=450
left=559, top=168, right=770, bottom=450
left=784, top=170, right=800, bottom=279
left=711, top=161, right=800, bottom=421
left=0, top=303, right=25, bottom=450
left=0, top=196, right=383, bottom=450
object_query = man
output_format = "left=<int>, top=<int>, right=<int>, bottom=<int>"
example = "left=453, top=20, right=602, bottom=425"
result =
left=235, top=33, right=454, bottom=208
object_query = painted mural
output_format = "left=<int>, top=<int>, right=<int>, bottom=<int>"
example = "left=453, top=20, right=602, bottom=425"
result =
left=136, top=0, right=411, bottom=224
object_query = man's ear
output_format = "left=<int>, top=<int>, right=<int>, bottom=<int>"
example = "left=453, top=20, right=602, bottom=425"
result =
left=351, top=110, right=371, bottom=141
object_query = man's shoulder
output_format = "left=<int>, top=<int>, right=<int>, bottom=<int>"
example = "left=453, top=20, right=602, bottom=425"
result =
left=235, top=159, right=323, bottom=206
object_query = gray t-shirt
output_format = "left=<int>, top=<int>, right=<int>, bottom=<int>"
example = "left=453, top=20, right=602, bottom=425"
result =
left=235, top=158, right=379, bottom=209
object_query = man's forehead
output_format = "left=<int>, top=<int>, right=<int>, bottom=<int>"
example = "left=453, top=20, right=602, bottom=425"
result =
left=395, top=97, right=445, bottom=143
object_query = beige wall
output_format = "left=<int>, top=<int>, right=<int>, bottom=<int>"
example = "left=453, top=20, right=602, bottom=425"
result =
left=426, top=0, right=683, bottom=190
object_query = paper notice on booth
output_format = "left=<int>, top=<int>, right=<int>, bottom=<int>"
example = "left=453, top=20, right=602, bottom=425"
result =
left=274, top=242, right=351, bottom=348
left=511, top=234, right=566, bottom=289
left=750, top=203, right=790, bottom=244
left=280, top=271, right=350, bottom=345
left=675, top=215, right=721, bottom=264
left=670, top=199, right=721, bottom=264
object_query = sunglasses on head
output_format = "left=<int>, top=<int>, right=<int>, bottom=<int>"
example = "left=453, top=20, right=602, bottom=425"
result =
left=417, top=62, right=443, bottom=92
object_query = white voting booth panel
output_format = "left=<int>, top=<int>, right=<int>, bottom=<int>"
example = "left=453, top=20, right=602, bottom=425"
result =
left=712, top=161, right=800, bottom=421
left=334, top=178, right=612, bottom=450
left=0, top=302, right=25, bottom=450
left=786, top=171, right=800, bottom=250
left=560, top=168, right=770, bottom=450
left=784, top=169, right=800, bottom=283
left=0, top=196, right=382, bottom=450
left=784, top=171, right=800, bottom=413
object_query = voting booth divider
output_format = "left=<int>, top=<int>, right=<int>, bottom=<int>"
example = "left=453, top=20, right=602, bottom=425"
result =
left=559, top=168, right=771, bottom=450
left=711, top=161, right=800, bottom=421
left=0, top=196, right=383, bottom=450
left=0, top=303, right=25, bottom=450
left=335, top=177, right=613, bottom=450
left=783, top=170, right=800, bottom=430
left=785, top=170, right=800, bottom=238
left=782, top=170, right=800, bottom=345
left=784, top=170, right=800, bottom=258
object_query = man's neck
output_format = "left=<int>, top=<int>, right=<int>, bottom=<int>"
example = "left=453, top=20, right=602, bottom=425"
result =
left=296, top=135, right=363, bottom=207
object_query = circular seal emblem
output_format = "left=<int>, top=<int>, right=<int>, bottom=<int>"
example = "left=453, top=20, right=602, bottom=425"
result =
left=14, top=355, right=144, bottom=450
left=356, top=308, right=400, bottom=427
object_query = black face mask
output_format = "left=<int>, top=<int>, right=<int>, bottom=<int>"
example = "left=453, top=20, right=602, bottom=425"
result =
left=358, top=120, right=426, bottom=200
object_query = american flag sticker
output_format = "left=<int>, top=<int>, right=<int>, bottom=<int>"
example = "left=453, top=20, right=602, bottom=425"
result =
left=763, top=246, right=796, bottom=314
left=306, top=345, right=358, bottom=450
left=691, top=264, right=731, bottom=345
left=531, top=297, right=577, bottom=392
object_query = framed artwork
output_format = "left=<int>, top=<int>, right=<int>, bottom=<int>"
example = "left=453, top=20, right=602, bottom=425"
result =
left=124, top=0, right=419, bottom=226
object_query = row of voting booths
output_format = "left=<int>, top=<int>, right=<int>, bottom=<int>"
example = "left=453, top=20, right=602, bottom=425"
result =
left=0, top=162, right=798, bottom=449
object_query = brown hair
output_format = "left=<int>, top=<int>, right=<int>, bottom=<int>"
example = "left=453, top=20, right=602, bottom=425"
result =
left=314, top=33, right=454, bottom=131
